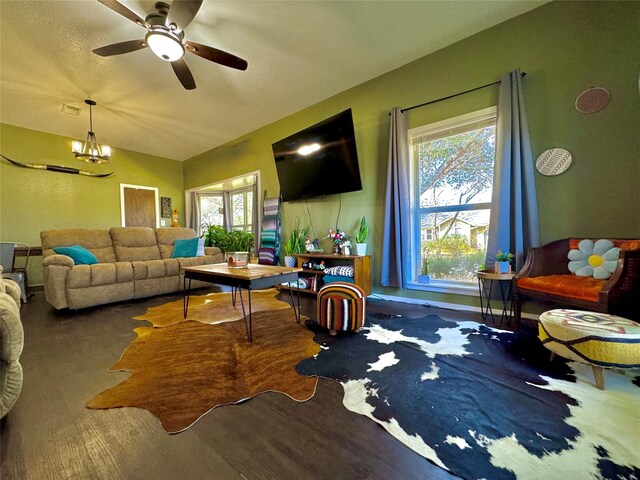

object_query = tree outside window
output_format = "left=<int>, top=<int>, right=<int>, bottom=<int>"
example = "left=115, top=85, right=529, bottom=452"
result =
left=200, top=194, right=224, bottom=228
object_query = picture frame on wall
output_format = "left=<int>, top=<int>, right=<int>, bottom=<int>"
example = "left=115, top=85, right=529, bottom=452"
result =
left=161, top=196, right=172, bottom=218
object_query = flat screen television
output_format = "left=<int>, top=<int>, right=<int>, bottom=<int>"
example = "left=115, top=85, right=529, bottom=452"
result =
left=272, top=108, right=362, bottom=202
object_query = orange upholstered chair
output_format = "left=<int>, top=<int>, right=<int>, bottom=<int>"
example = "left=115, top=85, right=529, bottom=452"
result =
left=513, top=238, right=640, bottom=328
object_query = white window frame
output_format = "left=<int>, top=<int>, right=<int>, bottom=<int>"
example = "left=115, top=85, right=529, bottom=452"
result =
left=199, top=193, right=225, bottom=231
left=185, top=170, right=261, bottom=236
left=229, top=186, right=254, bottom=233
left=407, top=106, right=497, bottom=296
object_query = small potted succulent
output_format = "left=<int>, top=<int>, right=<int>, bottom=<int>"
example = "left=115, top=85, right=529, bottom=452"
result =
left=354, top=216, right=369, bottom=256
left=283, top=219, right=309, bottom=267
left=495, top=250, right=514, bottom=274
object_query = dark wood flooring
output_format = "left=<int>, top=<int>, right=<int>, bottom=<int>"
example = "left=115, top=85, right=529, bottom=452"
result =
left=1, top=289, right=525, bottom=480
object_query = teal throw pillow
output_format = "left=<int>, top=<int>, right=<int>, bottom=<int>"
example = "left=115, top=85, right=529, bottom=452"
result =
left=172, top=237, right=199, bottom=258
left=53, top=245, right=99, bottom=265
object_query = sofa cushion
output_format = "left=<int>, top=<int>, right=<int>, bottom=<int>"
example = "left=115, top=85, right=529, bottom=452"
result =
left=53, top=245, right=99, bottom=265
left=172, top=237, right=199, bottom=258
left=0, top=292, right=23, bottom=362
left=132, top=260, right=180, bottom=280
left=569, top=239, right=640, bottom=251
left=67, top=263, right=133, bottom=288
left=155, top=227, right=198, bottom=259
left=88, top=263, right=117, bottom=286
left=41, top=229, right=116, bottom=263
left=517, top=274, right=606, bottom=302
left=110, top=227, right=161, bottom=262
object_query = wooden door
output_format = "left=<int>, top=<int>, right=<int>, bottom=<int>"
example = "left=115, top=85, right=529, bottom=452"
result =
left=122, top=186, right=157, bottom=228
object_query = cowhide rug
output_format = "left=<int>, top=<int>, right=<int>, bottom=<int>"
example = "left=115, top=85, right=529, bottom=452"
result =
left=296, top=314, right=640, bottom=480
left=134, top=288, right=291, bottom=327
left=88, top=291, right=319, bottom=434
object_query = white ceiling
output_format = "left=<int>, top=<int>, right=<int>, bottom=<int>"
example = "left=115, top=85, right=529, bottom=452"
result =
left=0, top=0, right=545, bottom=161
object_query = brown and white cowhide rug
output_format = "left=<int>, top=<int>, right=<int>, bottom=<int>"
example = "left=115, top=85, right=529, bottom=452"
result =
left=134, top=288, right=292, bottom=327
left=87, top=290, right=319, bottom=434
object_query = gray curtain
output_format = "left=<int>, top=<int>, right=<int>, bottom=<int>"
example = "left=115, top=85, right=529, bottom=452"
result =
left=222, top=191, right=232, bottom=230
left=252, top=181, right=259, bottom=254
left=381, top=107, right=412, bottom=288
left=189, top=192, right=200, bottom=233
left=486, top=69, right=540, bottom=271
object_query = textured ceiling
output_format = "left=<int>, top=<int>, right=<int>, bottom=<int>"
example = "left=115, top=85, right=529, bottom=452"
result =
left=0, top=0, right=545, bottom=161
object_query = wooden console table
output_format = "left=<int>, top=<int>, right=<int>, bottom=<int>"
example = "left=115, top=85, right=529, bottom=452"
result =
left=278, top=253, right=371, bottom=296
left=14, top=245, right=42, bottom=257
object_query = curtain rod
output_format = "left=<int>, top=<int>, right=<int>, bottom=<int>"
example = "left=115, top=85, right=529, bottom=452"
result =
left=400, top=72, right=527, bottom=114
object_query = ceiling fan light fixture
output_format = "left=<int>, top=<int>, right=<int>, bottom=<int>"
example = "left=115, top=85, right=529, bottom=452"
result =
left=72, top=100, right=111, bottom=164
left=145, top=30, right=184, bottom=62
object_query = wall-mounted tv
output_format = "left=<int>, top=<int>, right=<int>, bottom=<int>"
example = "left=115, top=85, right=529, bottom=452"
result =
left=272, top=108, right=362, bottom=202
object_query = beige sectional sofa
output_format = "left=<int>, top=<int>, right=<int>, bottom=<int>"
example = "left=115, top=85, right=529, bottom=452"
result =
left=0, top=269, right=23, bottom=418
left=40, top=227, right=223, bottom=310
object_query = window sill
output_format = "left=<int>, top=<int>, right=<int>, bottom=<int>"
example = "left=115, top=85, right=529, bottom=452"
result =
left=406, top=280, right=479, bottom=297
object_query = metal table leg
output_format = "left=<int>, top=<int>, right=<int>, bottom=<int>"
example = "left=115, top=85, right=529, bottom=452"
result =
left=183, top=276, right=192, bottom=318
left=287, top=281, right=301, bottom=323
left=238, top=287, right=253, bottom=342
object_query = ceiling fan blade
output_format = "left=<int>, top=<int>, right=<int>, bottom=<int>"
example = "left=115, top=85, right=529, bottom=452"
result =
left=97, top=0, right=149, bottom=28
left=185, top=41, right=248, bottom=71
left=165, top=0, right=203, bottom=32
left=171, top=59, right=196, bottom=90
left=93, top=39, right=147, bottom=57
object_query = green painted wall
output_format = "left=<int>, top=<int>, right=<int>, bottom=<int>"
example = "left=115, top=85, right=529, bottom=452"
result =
left=184, top=1, right=640, bottom=307
left=0, top=123, right=184, bottom=285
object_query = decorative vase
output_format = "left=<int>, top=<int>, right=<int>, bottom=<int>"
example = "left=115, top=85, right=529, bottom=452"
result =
left=342, top=246, right=351, bottom=256
left=333, top=244, right=340, bottom=254
left=284, top=255, right=296, bottom=267
left=356, top=243, right=367, bottom=256
left=496, top=261, right=511, bottom=274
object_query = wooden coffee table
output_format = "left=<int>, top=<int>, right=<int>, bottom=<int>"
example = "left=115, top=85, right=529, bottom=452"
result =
left=182, top=263, right=303, bottom=342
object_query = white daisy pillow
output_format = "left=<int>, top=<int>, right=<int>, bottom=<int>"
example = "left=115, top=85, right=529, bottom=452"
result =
left=567, top=239, right=620, bottom=279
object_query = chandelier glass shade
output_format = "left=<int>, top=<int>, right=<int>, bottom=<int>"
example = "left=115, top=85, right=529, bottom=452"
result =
left=72, top=99, right=111, bottom=164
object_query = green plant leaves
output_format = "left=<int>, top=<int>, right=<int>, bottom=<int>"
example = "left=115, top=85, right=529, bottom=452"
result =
left=200, top=224, right=254, bottom=253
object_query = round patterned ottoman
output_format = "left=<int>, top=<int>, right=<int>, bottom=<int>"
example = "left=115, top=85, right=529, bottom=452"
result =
left=316, top=282, right=366, bottom=335
left=538, top=309, right=640, bottom=389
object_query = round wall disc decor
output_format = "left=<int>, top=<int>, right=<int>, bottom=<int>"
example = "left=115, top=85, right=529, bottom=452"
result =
left=535, top=148, right=572, bottom=176
left=575, top=87, right=610, bottom=114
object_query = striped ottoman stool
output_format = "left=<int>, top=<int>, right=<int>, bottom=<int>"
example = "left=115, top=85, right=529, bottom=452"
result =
left=317, top=283, right=366, bottom=335
left=539, top=309, right=640, bottom=389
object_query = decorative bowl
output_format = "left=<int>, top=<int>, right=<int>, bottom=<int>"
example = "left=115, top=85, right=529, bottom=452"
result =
left=225, top=252, right=249, bottom=268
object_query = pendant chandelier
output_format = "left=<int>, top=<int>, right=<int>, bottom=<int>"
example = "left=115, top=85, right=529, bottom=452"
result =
left=71, top=99, right=111, bottom=164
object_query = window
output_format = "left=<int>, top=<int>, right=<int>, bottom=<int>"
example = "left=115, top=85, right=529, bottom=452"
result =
left=409, top=107, right=496, bottom=290
left=199, top=194, right=224, bottom=228
left=197, top=188, right=254, bottom=233
left=230, top=188, right=253, bottom=233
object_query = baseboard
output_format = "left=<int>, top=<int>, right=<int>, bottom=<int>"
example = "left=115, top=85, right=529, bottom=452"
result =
left=369, top=293, right=540, bottom=321
left=28, top=284, right=44, bottom=292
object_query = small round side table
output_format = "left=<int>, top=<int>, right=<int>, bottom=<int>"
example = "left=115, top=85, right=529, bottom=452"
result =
left=476, top=269, right=515, bottom=327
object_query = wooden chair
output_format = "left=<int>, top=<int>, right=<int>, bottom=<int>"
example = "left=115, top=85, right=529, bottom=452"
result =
left=513, top=238, right=640, bottom=328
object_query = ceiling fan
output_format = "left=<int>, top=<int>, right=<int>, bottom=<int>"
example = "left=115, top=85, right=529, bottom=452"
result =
left=93, top=0, right=248, bottom=90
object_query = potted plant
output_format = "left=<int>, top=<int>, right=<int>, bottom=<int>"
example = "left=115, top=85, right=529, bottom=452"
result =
left=354, top=216, right=369, bottom=256
left=495, top=250, right=514, bottom=274
left=326, top=228, right=349, bottom=254
left=283, top=219, right=309, bottom=267
left=201, top=224, right=254, bottom=255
